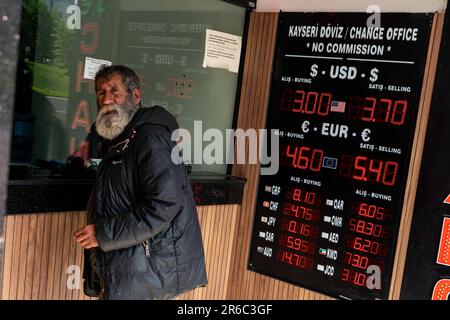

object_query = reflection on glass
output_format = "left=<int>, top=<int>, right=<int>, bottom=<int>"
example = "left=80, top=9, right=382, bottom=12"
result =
left=11, top=0, right=246, bottom=179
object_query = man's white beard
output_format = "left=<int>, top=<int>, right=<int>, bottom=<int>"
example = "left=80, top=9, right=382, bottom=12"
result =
left=96, top=102, right=137, bottom=140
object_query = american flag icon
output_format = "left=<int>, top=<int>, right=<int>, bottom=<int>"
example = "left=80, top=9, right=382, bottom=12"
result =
left=331, top=101, right=346, bottom=113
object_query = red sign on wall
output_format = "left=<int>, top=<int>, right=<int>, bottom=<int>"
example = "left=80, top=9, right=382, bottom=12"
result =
left=444, top=193, right=450, bottom=205
left=437, top=217, right=450, bottom=267
left=432, top=279, right=450, bottom=300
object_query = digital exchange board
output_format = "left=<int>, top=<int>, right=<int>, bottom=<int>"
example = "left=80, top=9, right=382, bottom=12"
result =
left=248, top=13, right=432, bottom=300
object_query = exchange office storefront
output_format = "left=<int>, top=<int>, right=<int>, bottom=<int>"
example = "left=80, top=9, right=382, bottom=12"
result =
left=1, top=0, right=250, bottom=300
left=1, top=0, right=450, bottom=301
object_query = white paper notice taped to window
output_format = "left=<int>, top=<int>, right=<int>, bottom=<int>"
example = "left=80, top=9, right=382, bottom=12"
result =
left=202, top=29, right=242, bottom=73
left=83, top=57, right=112, bottom=80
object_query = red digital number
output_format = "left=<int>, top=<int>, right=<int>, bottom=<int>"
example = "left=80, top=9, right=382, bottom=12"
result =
left=292, top=90, right=305, bottom=113
left=391, top=100, right=407, bottom=125
left=344, top=252, right=369, bottom=269
left=285, top=188, right=317, bottom=205
left=361, top=97, right=376, bottom=122
left=310, top=149, right=323, bottom=172
left=355, top=202, right=393, bottom=222
left=382, top=161, right=399, bottom=186
left=368, top=159, right=384, bottom=183
left=280, top=89, right=331, bottom=116
left=353, top=156, right=368, bottom=181
left=304, top=91, right=318, bottom=114
left=375, top=98, right=392, bottom=123
left=346, top=235, right=388, bottom=256
left=292, top=188, right=303, bottom=202
left=277, top=250, right=314, bottom=270
left=278, top=234, right=315, bottom=254
left=298, top=146, right=310, bottom=169
left=346, top=96, right=408, bottom=125
left=343, top=252, right=385, bottom=272
left=341, top=268, right=367, bottom=287
left=281, top=218, right=319, bottom=238
left=283, top=203, right=320, bottom=222
left=349, top=218, right=391, bottom=239
left=285, top=145, right=324, bottom=172
left=318, top=93, right=332, bottom=116
left=339, top=155, right=399, bottom=186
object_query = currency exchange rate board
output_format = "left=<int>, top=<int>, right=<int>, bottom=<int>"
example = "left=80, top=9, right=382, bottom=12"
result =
left=248, top=12, right=432, bottom=300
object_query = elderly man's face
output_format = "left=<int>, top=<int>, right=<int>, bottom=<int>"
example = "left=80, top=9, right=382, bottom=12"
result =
left=95, top=74, right=141, bottom=140
left=96, top=74, right=128, bottom=109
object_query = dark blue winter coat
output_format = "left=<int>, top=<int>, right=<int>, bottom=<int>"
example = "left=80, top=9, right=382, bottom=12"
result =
left=86, top=106, right=207, bottom=300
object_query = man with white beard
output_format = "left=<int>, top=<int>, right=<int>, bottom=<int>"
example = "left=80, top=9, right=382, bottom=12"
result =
left=74, top=65, right=207, bottom=300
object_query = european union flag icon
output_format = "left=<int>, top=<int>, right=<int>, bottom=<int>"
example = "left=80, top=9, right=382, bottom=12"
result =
left=323, top=157, right=338, bottom=169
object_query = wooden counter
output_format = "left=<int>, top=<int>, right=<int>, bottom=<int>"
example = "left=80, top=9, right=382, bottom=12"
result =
left=0, top=205, right=240, bottom=300
left=1, top=11, right=444, bottom=301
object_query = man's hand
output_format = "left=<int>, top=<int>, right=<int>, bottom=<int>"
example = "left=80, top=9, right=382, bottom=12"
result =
left=74, top=224, right=99, bottom=249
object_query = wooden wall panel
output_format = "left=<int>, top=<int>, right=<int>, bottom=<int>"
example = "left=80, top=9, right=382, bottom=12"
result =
left=0, top=204, right=240, bottom=300
left=0, top=212, right=93, bottom=300
left=229, top=11, right=279, bottom=300
left=178, top=205, right=240, bottom=300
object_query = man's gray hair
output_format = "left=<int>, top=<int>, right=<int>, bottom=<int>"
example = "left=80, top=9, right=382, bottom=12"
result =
left=95, top=64, right=141, bottom=97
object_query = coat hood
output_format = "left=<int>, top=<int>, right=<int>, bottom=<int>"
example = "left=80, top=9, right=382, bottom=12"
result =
left=131, top=105, right=179, bottom=134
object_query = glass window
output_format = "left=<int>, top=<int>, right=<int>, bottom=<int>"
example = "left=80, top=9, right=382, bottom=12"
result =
left=11, top=0, right=247, bottom=178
